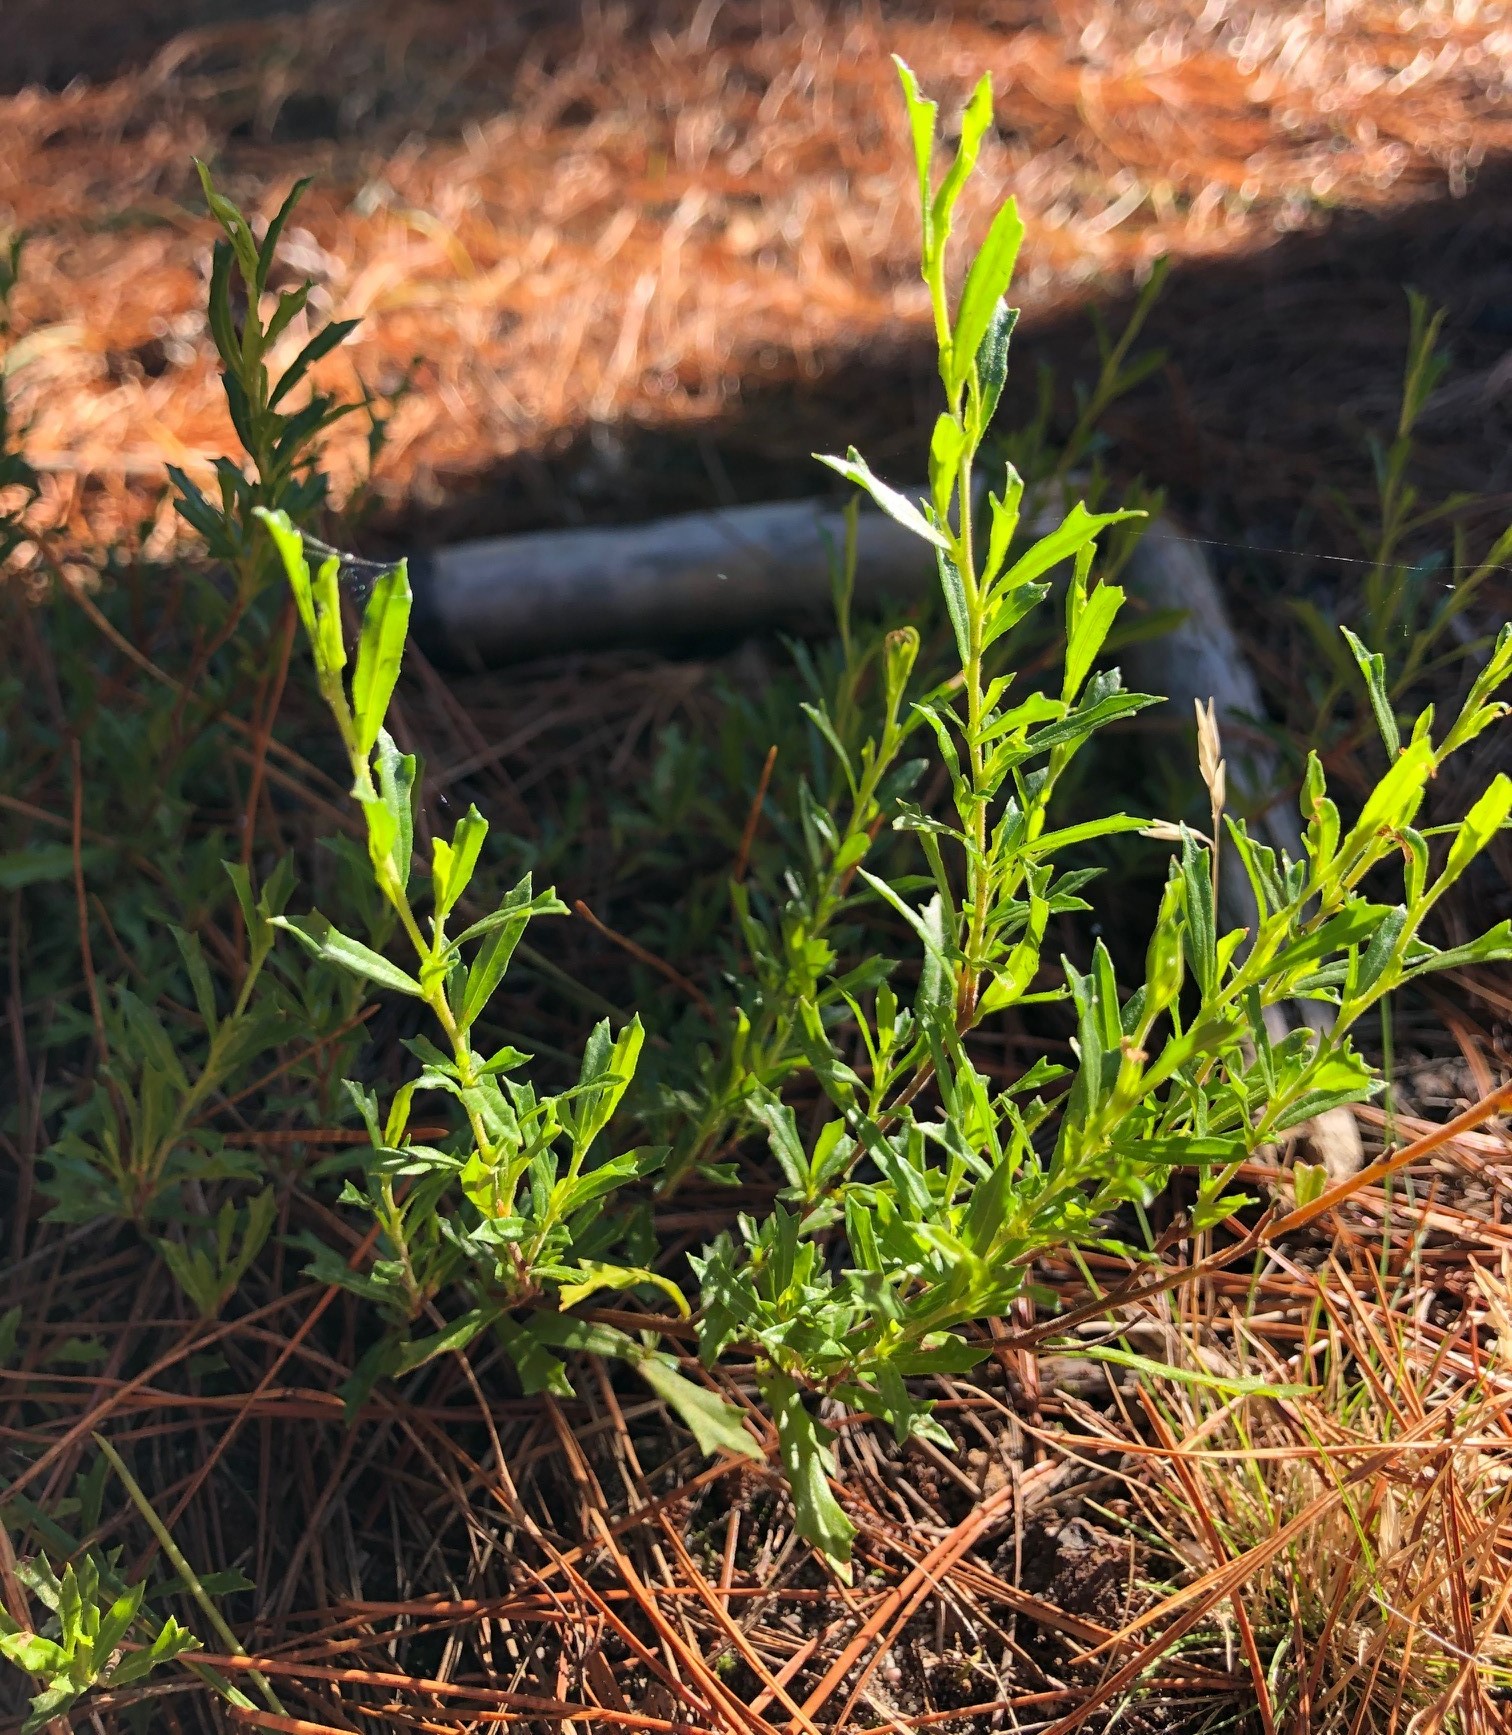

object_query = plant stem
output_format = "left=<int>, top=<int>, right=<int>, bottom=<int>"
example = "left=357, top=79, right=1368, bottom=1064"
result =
left=93, top=1434, right=282, bottom=1717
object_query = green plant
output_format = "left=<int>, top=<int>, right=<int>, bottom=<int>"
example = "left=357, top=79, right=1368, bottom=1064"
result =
left=1297, top=289, right=1512, bottom=737
left=172, top=163, right=358, bottom=609
left=253, top=509, right=762, bottom=1454
left=12, top=66, right=1511, bottom=1646
left=679, top=62, right=1512, bottom=1566
left=43, top=875, right=294, bottom=1230
left=0, top=1551, right=201, bottom=1734
left=24, top=169, right=377, bottom=1310
left=254, top=61, right=1512, bottom=1578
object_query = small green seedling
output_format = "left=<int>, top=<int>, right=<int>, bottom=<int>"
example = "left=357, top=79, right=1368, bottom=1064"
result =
left=0, top=1553, right=201, bottom=1735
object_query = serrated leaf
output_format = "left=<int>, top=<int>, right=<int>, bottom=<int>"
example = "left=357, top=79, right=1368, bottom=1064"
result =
left=432, top=806, right=488, bottom=921
left=1340, top=625, right=1401, bottom=757
left=634, top=1356, right=763, bottom=1461
left=765, top=1372, right=855, bottom=1570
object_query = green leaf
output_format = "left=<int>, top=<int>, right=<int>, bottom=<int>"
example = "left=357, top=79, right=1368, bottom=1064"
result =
left=529, top=1312, right=762, bottom=1460
left=271, top=912, right=422, bottom=996
left=998, top=503, right=1142, bottom=596
left=169, top=926, right=218, bottom=1034
left=109, top=1613, right=201, bottom=1686
left=892, top=57, right=938, bottom=259
left=312, top=553, right=346, bottom=680
left=372, top=730, right=416, bottom=893
left=982, top=465, right=1025, bottom=587
left=973, top=301, right=1019, bottom=438
left=492, top=1316, right=574, bottom=1397
left=557, top=1260, right=690, bottom=1319
left=634, top=1356, right=763, bottom=1461
left=21, top=1680, right=83, bottom=1735
left=253, top=507, right=316, bottom=637
left=928, top=412, right=966, bottom=520
left=1271, top=1049, right=1376, bottom=1131
left=1340, top=626, right=1401, bottom=758
left=0, top=1629, right=69, bottom=1674
left=936, top=546, right=972, bottom=667
left=1435, top=774, right=1512, bottom=901
left=1074, top=1345, right=1311, bottom=1398
left=951, top=200, right=1024, bottom=399
left=1063, top=583, right=1125, bottom=703
left=1401, top=921, right=1512, bottom=982
left=567, top=1016, right=645, bottom=1157
left=92, top=1582, right=144, bottom=1669
left=461, top=920, right=525, bottom=1027
left=981, top=575, right=1049, bottom=652
left=1291, top=1163, right=1328, bottom=1209
left=1336, top=735, right=1434, bottom=874
left=764, top=1372, right=856, bottom=1570
left=930, top=73, right=995, bottom=259
left=815, top=448, right=950, bottom=550
left=268, top=318, right=361, bottom=410
left=391, top=1307, right=499, bottom=1376
left=432, top=806, right=488, bottom=921
left=1180, top=829, right=1217, bottom=999
left=255, top=174, right=313, bottom=293
left=889, top=1334, right=991, bottom=1376
left=751, top=1091, right=811, bottom=1195
left=1272, top=901, right=1393, bottom=976
left=1023, top=814, right=1150, bottom=856
left=858, top=872, right=954, bottom=984
left=195, top=159, right=260, bottom=288
left=0, top=845, right=101, bottom=890
left=351, top=563, right=412, bottom=756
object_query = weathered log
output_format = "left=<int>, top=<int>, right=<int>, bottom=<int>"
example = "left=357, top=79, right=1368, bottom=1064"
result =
left=410, top=494, right=937, bottom=668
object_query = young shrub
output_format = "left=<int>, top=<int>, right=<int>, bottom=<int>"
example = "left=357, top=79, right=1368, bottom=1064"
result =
left=163, top=71, right=1512, bottom=1581
left=254, top=508, right=762, bottom=1456
left=681, top=60, right=1512, bottom=1566
left=28, top=170, right=371, bottom=1275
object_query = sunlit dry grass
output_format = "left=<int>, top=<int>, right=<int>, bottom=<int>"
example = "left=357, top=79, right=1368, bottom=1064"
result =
left=1041, top=1234, right=1512, bottom=1732
left=3, top=0, right=1510, bottom=553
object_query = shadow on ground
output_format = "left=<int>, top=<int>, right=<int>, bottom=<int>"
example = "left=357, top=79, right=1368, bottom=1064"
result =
left=369, top=158, right=1512, bottom=583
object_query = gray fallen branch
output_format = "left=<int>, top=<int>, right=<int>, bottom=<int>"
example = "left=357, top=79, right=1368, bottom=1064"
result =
left=410, top=495, right=937, bottom=668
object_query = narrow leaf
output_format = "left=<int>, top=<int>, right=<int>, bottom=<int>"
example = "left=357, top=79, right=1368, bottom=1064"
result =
left=351, top=563, right=412, bottom=756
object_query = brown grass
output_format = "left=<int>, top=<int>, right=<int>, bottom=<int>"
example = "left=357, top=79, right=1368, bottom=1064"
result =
left=3, top=0, right=1510, bottom=555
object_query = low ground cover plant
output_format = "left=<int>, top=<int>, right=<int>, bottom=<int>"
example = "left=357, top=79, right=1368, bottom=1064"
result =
left=2, top=54, right=1511, bottom=1733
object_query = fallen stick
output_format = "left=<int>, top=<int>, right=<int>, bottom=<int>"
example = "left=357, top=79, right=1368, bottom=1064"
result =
left=410, top=493, right=937, bottom=667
